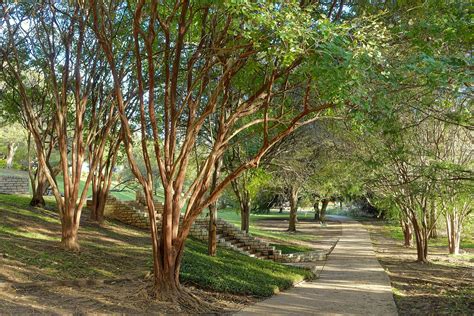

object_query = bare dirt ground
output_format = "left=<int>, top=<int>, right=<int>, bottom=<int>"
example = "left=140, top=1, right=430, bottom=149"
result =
left=0, top=198, right=254, bottom=314
left=0, top=279, right=255, bottom=315
left=363, top=221, right=474, bottom=315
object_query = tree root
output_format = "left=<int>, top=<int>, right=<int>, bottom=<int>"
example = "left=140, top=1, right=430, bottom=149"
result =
left=142, top=277, right=220, bottom=313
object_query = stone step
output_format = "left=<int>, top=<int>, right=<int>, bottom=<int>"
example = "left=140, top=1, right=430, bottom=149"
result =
left=105, top=198, right=283, bottom=262
left=237, top=245, right=252, bottom=251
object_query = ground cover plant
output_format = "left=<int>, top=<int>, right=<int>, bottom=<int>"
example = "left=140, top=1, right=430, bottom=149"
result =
left=0, top=194, right=311, bottom=297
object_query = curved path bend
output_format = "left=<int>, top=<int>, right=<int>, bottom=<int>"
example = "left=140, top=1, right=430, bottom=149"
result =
left=237, top=216, right=398, bottom=316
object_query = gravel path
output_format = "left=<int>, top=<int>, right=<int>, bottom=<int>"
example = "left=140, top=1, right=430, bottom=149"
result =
left=237, top=216, right=398, bottom=315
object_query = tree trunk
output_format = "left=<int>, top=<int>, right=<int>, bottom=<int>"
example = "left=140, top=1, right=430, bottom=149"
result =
left=153, top=240, right=184, bottom=301
left=30, top=164, right=49, bottom=207
left=6, top=142, right=17, bottom=169
left=400, top=216, right=413, bottom=247
left=446, top=212, right=461, bottom=255
left=314, top=200, right=320, bottom=221
left=90, top=186, right=107, bottom=223
left=240, top=200, right=250, bottom=233
left=61, top=207, right=80, bottom=251
left=320, top=199, right=329, bottom=222
left=208, top=202, right=217, bottom=256
left=155, top=269, right=181, bottom=301
left=207, top=158, right=222, bottom=256
left=411, top=216, right=428, bottom=263
left=428, top=200, right=438, bottom=239
left=288, top=187, right=298, bottom=232
left=30, top=182, right=47, bottom=207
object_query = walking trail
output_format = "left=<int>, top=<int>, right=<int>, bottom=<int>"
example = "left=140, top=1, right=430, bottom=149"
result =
left=237, top=216, right=398, bottom=316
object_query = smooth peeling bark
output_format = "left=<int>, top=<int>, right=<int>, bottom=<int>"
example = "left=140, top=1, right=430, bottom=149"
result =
left=231, top=178, right=251, bottom=234
left=428, top=204, right=438, bottom=239
left=90, top=188, right=107, bottom=223
left=89, top=137, right=121, bottom=223
left=288, top=188, right=298, bottom=232
left=30, top=167, right=48, bottom=207
left=153, top=242, right=185, bottom=301
left=240, top=200, right=250, bottom=233
left=400, top=217, right=413, bottom=247
left=446, top=212, right=461, bottom=255
left=6, top=142, right=17, bottom=169
left=411, top=216, right=429, bottom=263
left=61, top=209, right=80, bottom=251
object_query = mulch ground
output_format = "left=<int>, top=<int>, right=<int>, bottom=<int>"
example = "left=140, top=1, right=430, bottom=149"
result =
left=0, top=277, right=256, bottom=314
left=363, top=221, right=474, bottom=315
left=0, top=200, right=255, bottom=314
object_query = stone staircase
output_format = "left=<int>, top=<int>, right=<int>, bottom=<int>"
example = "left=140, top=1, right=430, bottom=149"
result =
left=193, top=218, right=284, bottom=261
left=87, top=193, right=329, bottom=263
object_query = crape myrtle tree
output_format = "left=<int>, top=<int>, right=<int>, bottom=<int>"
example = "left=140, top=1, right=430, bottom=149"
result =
left=2, top=2, right=119, bottom=250
left=87, top=109, right=123, bottom=223
left=90, top=0, right=382, bottom=300
left=363, top=113, right=472, bottom=261
left=0, top=62, right=60, bottom=207
left=86, top=64, right=138, bottom=223
left=354, top=97, right=472, bottom=261
left=426, top=118, right=472, bottom=255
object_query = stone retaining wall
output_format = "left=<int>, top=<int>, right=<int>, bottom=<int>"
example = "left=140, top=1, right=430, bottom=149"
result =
left=0, top=175, right=29, bottom=195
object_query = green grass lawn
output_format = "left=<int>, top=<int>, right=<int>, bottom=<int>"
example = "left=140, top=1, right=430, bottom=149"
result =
left=0, top=168, right=29, bottom=178
left=216, top=208, right=315, bottom=251
left=0, top=167, right=166, bottom=202
left=382, top=221, right=474, bottom=249
left=0, top=194, right=312, bottom=297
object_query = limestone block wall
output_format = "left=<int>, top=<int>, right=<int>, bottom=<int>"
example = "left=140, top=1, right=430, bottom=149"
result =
left=279, top=250, right=328, bottom=263
left=0, top=175, right=29, bottom=195
left=190, top=218, right=210, bottom=241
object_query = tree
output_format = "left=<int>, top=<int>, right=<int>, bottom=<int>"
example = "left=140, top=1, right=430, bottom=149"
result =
left=2, top=2, right=119, bottom=249
left=0, top=123, right=27, bottom=170
left=5, top=142, right=17, bottom=168
left=90, top=0, right=374, bottom=300
left=429, top=119, right=472, bottom=255
left=269, top=133, right=318, bottom=232
left=88, top=126, right=123, bottom=223
left=0, top=58, right=60, bottom=207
